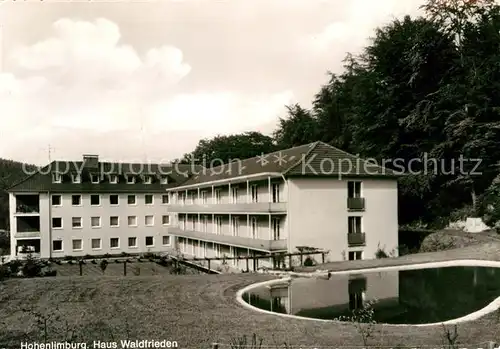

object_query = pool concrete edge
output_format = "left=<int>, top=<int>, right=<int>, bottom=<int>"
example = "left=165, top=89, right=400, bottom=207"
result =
left=236, top=259, right=500, bottom=327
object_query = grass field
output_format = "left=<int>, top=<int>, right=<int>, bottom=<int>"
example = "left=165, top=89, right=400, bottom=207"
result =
left=1, top=243, right=500, bottom=348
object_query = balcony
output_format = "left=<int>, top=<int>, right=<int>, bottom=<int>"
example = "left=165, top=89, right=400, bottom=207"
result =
left=15, top=194, right=40, bottom=215
left=168, top=202, right=287, bottom=214
left=347, top=232, right=366, bottom=247
left=169, top=226, right=287, bottom=252
left=347, top=197, right=365, bottom=211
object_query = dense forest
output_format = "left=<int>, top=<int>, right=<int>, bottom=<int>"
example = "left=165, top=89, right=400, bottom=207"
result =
left=2, top=0, right=500, bottom=231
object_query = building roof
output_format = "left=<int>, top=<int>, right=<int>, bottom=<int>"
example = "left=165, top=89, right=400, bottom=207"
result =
left=174, top=141, right=400, bottom=188
left=7, top=141, right=400, bottom=193
left=6, top=160, right=200, bottom=193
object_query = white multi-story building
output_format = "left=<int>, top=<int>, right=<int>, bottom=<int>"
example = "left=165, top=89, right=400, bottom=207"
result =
left=8, top=142, right=400, bottom=267
left=7, top=155, right=197, bottom=259
left=166, top=141, right=399, bottom=270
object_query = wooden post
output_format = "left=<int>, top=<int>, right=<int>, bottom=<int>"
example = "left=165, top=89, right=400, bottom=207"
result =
left=246, top=257, right=249, bottom=272
left=79, top=261, right=83, bottom=276
left=300, top=253, right=303, bottom=266
left=208, top=259, right=211, bottom=271
left=321, top=253, right=325, bottom=264
left=288, top=254, right=292, bottom=269
left=123, top=261, right=127, bottom=276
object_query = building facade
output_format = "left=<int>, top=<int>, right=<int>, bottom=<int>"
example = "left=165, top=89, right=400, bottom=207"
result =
left=166, top=141, right=399, bottom=269
left=7, top=155, right=195, bottom=259
left=8, top=142, right=399, bottom=267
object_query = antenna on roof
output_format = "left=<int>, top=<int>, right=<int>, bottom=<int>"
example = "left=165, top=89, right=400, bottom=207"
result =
left=0, top=25, right=3, bottom=73
left=48, top=144, right=52, bottom=163
left=140, top=106, right=147, bottom=162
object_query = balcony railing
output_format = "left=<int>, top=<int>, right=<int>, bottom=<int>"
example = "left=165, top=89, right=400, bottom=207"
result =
left=347, top=197, right=365, bottom=211
left=15, top=204, right=40, bottom=214
left=347, top=232, right=366, bottom=247
left=169, top=226, right=287, bottom=251
left=168, top=202, right=287, bottom=213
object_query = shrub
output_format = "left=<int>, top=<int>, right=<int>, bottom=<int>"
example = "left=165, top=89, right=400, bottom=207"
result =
left=100, top=260, right=108, bottom=274
left=8, top=259, right=22, bottom=274
left=22, top=254, right=43, bottom=277
left=303, top=257, right=314, bottom=267
left=0, top=264, right=10, bottom=280
left=375, top=244, right=389, bottom=259
left=64, top=256, right=74, bottom=261
left=83, top=254, right=92, bottom=260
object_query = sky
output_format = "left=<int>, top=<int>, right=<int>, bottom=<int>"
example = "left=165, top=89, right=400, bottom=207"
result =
left=0, top=0, right=424, bottom=166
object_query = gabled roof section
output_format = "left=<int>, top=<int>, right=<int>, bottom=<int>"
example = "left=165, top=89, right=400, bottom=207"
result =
left=284, top=141, right=400, bottom=178
left=174, top=141, right=399, bottom=188
left=7, top=161, right=201, bottom=193
left=175, top=142, right=317, bottom=187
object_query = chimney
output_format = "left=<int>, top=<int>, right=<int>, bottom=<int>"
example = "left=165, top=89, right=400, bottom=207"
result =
left=83, top=154, right=99, bottom=168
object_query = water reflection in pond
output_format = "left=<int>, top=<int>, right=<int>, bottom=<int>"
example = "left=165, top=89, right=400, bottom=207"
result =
left=241, top=266, right=500, bottom=324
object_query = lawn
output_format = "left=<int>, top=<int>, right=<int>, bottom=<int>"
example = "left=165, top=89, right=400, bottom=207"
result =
left=53, top=261, right=175, bottom=277
left=1, top=243, right=500, bottom=348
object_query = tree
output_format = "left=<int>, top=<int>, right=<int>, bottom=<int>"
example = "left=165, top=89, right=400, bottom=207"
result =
left=182, top=131, right=276, bottom=165
left=273, top=104, right=320, bottom=149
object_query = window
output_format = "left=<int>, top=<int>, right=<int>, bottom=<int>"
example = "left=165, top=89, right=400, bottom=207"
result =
left=162, top=194, right=169, bottom=204
left=90, top=194, right=100, bottom=206
left=145, top=215, right=154, bottom=226
left=180, top=193, right=186, bottom=205
left=200, top=191, right=207, bottom=204
left=348, top=181, right=362, bottom=198
left=162, top=236, right=171, bottom=246
left=127, top=175, right=135, bottom=184
left=90, top=173, right=100, bottom=184
left=110, top=216, right=119, bottom=227
left=128, top=216, right=137, bottom=226
left=348, top=251, right=363, bottom=260
left=72, top=239, right=83, bottom=251
left=231, top=187, right=238, bottom=203
left=127, top=195, right=136, bottom=205
left=231, top=216, right=240, bottom=236
left=272, top=183, right=280, bottom=203
left=71, top=173, right=81, bottom=183
left=214, top=189, right=221, bottom=203
left=251, top=217, right=257, bottom=238
left=51, top=195, right=62, bottom=206
left=109, top=174, right=118, bottom=184
left=109, top=194, right=119, bottom=205
left=72, top=217, right=82, bottom=228
left=110, top=238, right=119, bottom=249
left=52, top=240, right=63, bottom=251
left=145, top=194, right=153, bottom=205
left=52, top=172, right=62, bottom=183
left=143, top=175, right=152, bottom=184
left=52, top=217, right=62, bottom=229
left=215, top=216, right=223, bottom=234
left=72, top=195, right=82, bottom=206
left=348, top=217, right=362, bottom=234
left=162, top=215, right=170, bottom=225
left=190, top=192, right=196, bottom=204
left=91, top=238, right=101, bottom=249
left=128, top=237, right=137, bottom=248
left=145, top=236, right=154, bottom=247
left=251, top=185, right=258, bottom=203
left=272, top=218, right=280, bottom=240
left=91, top=217, right=101, bottom=228
left=160, top=176, right=168, bottom=185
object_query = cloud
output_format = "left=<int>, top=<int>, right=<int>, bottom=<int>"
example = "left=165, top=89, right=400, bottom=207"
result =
left=304, top=0, right=424, bottom=53
left=0, top=18, right=291, bottom=164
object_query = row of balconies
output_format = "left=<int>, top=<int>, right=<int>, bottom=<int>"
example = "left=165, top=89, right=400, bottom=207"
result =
left=168, top=198, right=365, bottom=214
